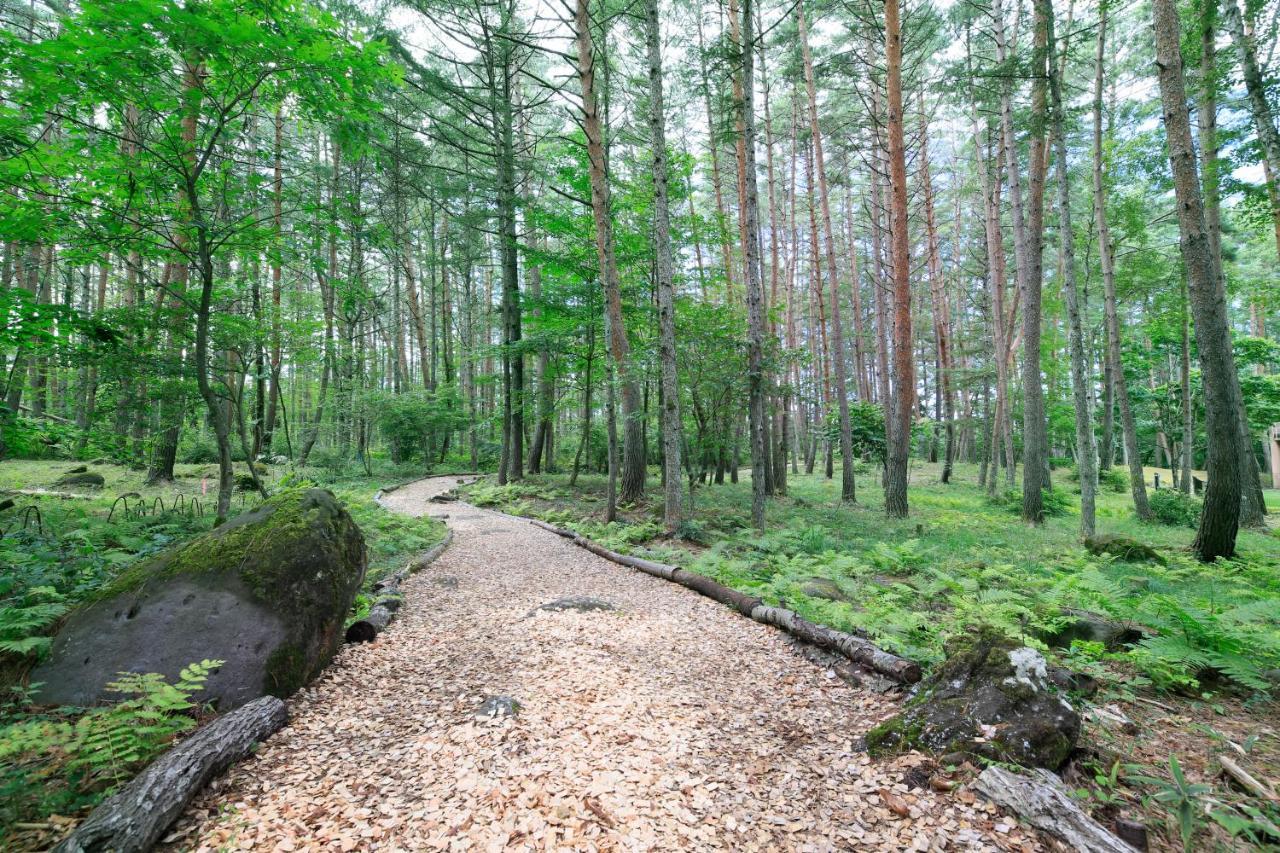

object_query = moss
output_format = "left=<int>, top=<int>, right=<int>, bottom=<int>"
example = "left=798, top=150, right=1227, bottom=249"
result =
left=1085, top=534, right=1165, bottom=564
left=865, top=713, right=926, bottom=758
left=265, top=643, right=309, bottom=698
left=95, top=488, right=360, bottom=616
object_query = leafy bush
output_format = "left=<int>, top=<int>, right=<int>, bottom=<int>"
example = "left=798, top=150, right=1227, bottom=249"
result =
left=986, top=487, right=1071, bottom=517
left=1099, top=467, right=1128, bottom=493
left=1, top=415, right=77, bottom=460
left=1149, top=490, right=1202, bottom=527
left=370, top=386, right=466, bottom=464
left=0, top=660, right=222, bottom=832
left=178, top=433, right=220, bottom=464
left=676, top=519, right=710, bottom=545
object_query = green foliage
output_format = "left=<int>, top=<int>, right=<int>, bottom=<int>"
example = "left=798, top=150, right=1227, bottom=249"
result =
left=1127, top=756, right=1213, bottom=852
left=0, top=587, right=67, bottom=657
left=1148, top=490, right=1202, bottom=527
left=0, top=660, right=222, bottom=832
left=987, top=487, right=1071, bottom=518
left=1099, top=467, right=1129, bottom=493
left=370, top=387, right=467, bottom=464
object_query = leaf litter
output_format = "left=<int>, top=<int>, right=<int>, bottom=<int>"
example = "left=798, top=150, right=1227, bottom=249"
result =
left=163, top=476, right=1041, bottom=852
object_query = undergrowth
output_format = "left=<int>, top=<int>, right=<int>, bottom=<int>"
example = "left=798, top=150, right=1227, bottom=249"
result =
left=0, top=660, right=222, bottom=836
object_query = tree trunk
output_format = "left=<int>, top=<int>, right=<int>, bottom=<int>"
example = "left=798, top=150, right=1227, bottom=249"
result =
left=1093, top=6, right=1151, bottom=520
left=919, top=94, right=955, bottom=485
left=1152, top=0, right=1243, bottom=560
left=574, top=0, right=644, bottom=504
left=53, top=698, right=288, bottom=853
left=1047, top=1, right=1097, bottom=537
left=798, top=0, right=854, bottom=503
left=731, top=0, right=769, bottom=529
left=883, top=0, right=913, bottom=518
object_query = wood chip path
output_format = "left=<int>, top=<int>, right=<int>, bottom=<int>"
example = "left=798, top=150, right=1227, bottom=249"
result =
left=164, top=476, right=1041, bottom=852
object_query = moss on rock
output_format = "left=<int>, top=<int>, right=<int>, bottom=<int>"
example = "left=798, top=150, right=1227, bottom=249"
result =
left=1084, top=534, right=1165, bottom=564
left=35, top=489, right=366, bottom=708
left=866, top=627, right=1080, bottom=769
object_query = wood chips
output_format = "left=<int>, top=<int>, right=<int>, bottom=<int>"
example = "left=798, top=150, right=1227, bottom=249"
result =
left=162, top=477, right=1041, bottom=852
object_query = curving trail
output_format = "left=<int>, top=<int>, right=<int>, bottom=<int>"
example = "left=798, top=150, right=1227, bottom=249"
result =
left=164, top=476, right=1034, bottom=852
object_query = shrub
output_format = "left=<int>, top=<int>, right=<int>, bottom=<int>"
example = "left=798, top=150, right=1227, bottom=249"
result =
left=1149, top=490, right=1202, bottom=527
left=177, top=434, right=220, bottom=464
left=1099, top=467, right=1128, bottom=493
left=676, top=519, right=710, bottom=545
left=987, top=488, right=1071, bottom=518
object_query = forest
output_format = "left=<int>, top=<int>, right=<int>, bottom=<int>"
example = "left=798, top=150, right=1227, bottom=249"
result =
left=2, top=0, right=1280, bottom=848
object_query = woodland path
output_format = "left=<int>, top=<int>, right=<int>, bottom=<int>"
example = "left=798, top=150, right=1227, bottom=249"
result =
left=164, top=476, right=1033, bottom=852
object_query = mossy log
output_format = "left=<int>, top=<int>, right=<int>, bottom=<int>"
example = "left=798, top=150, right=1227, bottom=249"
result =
left=526, top=519, right=921, bottom=684
left=52, top=696, right=288, bottom=853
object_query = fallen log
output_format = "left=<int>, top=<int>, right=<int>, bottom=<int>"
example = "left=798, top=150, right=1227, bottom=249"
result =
left=527, top=518, right=919, bottom=684
left=750, top=604, right=920, bottom=683
left=3, top=488, right=98, bottom=500
left=973, top=766, right=1138, bottom=853
left=53, top=696, right=288, bottom=853
left=1219, top=754, right=1280, bottom=803
left=371, top=531, right=454, bottom=592
left=345, top=595, right=399, bottom=643
left=347, top=532, right=453, bottom=643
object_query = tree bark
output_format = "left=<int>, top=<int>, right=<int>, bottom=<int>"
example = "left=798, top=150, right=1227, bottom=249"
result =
left=646, top=0, right=681, bottom=530
left=919, top=94, right=955, bottom=485
left=1047, top=0, right=1098, bottom=537
left=1152, top=0, right=1244, bottom=560
left=798, top=0, right=855, bottom=503
left=883, top=0, right=913, bottom=518
left=574, top=0, right=644, bottom=503
left=53, top=697, right=288, bottom=853
left=1093, top=5, right=1151, bottom=520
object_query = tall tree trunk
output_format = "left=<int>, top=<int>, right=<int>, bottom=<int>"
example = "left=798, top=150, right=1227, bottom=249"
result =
left=1152, top=0, right=1244, bottom=560
left=919, top=94, right=955, bottom=485
left=263, top=105, right=284, bottom=456
left=1217, top=0, right=1270, bottom=525
left=738, top=0, right=769, bottom=529
left=798, top=0, right=854, bottom=502
left=1047, top=2, right=1097, bottom=537
left=574, top=0, right=645, bottom=503
left=1093, top=4, right=1151, bottom=519
left=883, top=0, right=913, bottom=518
left=646, top=0, right=681, bottom=530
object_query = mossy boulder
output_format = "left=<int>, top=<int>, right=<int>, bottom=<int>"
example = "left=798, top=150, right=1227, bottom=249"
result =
left=800, top=577, right=852, bottom=604
left=32, top=488, right=365, bottom=709
left=56, top=471, right=104, bottom=488
left=1085, top=534, right=1165, bottom=564
left=866, top=628, right=1080, bottom=769
left=1041, top=608, right=1148, bottom=650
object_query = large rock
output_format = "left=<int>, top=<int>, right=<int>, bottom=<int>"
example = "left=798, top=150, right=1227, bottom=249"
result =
left=800, top=576, right=852, bottom=604
left=1042, top=608, right=1147, bottom=650
left=56, top=471, right=105, bottom=488
left=866, top=628, right=1080, bottom=769
left=33, top=488, right=365, bottom=709
left=1085, top=534, right=1164, bottom=564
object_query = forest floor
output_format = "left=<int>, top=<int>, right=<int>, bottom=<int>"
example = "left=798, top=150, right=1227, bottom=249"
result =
left=456, top=463, right=1280, bottom=851
left=162, top=475, right=1037, bottom=852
